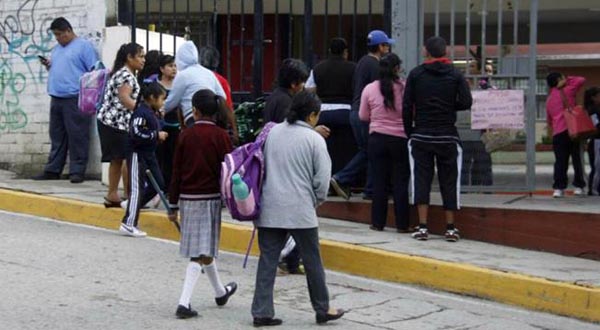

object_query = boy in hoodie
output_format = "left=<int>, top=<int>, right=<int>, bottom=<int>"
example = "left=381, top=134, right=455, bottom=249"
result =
left=163, top=41, right=226, bottom=127
left=402, top=36, right=473, bottom=242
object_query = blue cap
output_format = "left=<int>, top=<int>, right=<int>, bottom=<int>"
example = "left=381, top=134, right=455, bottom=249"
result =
left=367, top=30, right=395, bottom=46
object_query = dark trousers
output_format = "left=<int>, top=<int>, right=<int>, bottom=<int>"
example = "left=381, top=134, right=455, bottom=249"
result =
left=333, top=110, right=372, bottom=194
left=409, top=139, right=462, bottom=210
left=461, top=141, right=493, bottom=186
left=588, top=139, right=598, bottom=195
left=317, top=109, right=358, bottom=174
left=122, top=151, right=165, bottom=227
left=44, top=96, right=92, bottom=175
left=368, top=133, right=410, bottom=230
left=156, top=125, right=180, bottom=189
left=252, top=227, right=329, bottom=319
left=552, top=131, right=585, bottom=190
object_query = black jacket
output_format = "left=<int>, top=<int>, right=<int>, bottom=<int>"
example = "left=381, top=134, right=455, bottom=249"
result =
left=402, top=60, right=472, bottom=137
left=128, top=102, right=161, bottom=153
left=313, top=55, right=356, bottom=104
left=263, top=87, right=292, bottom=124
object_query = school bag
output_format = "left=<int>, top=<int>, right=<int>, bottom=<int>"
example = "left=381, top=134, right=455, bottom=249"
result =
left=78, top=61, right=110, bottom=116
left=221, top=121, right=276, bottom=221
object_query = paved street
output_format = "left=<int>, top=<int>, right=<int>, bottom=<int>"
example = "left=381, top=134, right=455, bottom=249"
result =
left=1, top=211, right=598, bottom=330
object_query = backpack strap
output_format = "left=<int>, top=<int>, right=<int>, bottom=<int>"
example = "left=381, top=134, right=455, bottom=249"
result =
left=93, top=61, right=105, bottom=70
left=255, top=122, right=277, bottom=146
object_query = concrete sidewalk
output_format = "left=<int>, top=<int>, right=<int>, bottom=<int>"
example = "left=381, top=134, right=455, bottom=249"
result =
left=0, top=169, right=598, bottom=323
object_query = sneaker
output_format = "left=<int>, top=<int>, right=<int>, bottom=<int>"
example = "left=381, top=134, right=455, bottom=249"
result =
left=31, top=172, right=60, bottom=180
left=411, top=228, right=429, bottom=241
left=146, top=194, right=161, bottom=209
left=120, top=200, right=129, bottom=209
left=445, top=228, right=461, bottom=242
left=574, top=188, right=585, bottom=196
left=175, top=304, right=198, bottom=319
left=119, top=223, right=147, bottom=237
left=552, top=189, right=564, bottom=198
left=69, top=173, right=84, bottom=183
left=215, top=282, right=238, bottom=306
left=330, top=177, right=351, bottom=200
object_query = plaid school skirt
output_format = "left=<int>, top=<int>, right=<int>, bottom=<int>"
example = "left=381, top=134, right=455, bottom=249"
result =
left=179, top=199, right=222, bottom=258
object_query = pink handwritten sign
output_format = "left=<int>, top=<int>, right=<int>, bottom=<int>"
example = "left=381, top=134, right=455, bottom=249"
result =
left=471, top=90, right=525, bottom=129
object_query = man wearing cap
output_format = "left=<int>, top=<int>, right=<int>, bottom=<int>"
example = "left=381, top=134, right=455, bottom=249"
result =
left=330, top=30, right=393, bottom=200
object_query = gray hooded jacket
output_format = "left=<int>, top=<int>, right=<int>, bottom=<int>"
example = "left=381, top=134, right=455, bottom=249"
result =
left=163, top=41, right=226, bottom=122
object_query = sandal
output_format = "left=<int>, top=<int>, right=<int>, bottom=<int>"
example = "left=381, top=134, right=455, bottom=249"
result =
left=103, top=197, right=121, bottom=208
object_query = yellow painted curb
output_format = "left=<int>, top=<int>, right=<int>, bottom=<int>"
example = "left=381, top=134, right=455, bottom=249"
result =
left=1, top=188, right=599, bottom=322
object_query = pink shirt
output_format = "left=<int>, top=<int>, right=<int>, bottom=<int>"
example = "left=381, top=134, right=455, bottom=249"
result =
left=546, top=76, right=586, bottom=136
left=358, top=80, right=407, bottom=138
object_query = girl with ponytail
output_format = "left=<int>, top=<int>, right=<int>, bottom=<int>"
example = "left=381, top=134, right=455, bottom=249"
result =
left=358, top=52, right=410, bottom=232
left=169, top=89, right=237, bottom=319
left=97, top=42, right=145, bottom=207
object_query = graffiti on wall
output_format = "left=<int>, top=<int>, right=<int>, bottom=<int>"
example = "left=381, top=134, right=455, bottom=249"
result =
left=0, top=0, right=55, bottom=132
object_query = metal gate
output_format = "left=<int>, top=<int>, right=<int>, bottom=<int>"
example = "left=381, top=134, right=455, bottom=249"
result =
left=125, top=0, right=391, bottom=102
left=416, top=0, right=539, bottom=192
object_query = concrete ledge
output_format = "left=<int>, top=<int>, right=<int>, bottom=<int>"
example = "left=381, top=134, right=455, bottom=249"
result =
left=1, top=188, right=599, bottom=322
left=318, top=200, right=600, bottom=259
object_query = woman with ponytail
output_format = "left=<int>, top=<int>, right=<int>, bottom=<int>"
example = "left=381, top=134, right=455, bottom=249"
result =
left=97, top=42, right=145, bottom=207
left=251, top=91, right=344, bottom=326
left=358, top=52, right=410, bottom=232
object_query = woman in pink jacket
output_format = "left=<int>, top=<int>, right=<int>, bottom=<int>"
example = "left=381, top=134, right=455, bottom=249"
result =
left=359, top=53, right=410, bottom=232
left=545, top=73, right=586, bottom=197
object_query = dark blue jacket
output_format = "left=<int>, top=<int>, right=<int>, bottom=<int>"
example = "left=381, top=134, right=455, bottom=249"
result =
left=128, top=102, right=161, bottom=153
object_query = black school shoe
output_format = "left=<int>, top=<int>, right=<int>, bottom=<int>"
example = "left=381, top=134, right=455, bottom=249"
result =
left=253, top=317, right=283, bottom=327
left=215, top=282, right=238, bottom=306
left=316, top=309, right=345, bottom=324
left=175, top=304, right=198, bottom=319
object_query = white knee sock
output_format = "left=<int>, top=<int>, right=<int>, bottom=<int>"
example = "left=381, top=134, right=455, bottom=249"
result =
left=203, top=261, right=227, bottom=297
left=178, top=262, right=202, bottom=307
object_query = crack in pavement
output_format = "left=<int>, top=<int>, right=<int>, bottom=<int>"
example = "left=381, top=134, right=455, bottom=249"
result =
left=388, top=307, right=447, bottom=323
left=0, top=258, right=44, bottom=270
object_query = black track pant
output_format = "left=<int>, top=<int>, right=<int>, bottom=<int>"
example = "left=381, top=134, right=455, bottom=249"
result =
left=122, top=151, right=165, bottom=227
left=409, top=137, right=462, bottom=211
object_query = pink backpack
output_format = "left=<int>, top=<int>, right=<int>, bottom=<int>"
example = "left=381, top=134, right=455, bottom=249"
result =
left=221, top=122, right=276, bottom=221
left=78, top=62, right=109, bottom=116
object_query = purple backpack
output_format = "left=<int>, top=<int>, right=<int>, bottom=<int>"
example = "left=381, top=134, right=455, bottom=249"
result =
left=221, top=122, right=277, bottom=221
left=78, top=62, right=110, bottom=116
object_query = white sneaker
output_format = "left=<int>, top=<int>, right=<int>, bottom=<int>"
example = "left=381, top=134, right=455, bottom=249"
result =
left=120, top=200, right=128, bottom=209
left=552, top=189, right=564, bottom=198
left=119, top=223, right=147, bottom=237
left=573, top=188, right=585, bottom=196
left=147, top=195, right=161, bottom=209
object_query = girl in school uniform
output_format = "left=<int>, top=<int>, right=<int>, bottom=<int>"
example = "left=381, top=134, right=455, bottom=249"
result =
left=169, top=89, right=237, bottom=319
left=119, top=81, right=168, bottom=237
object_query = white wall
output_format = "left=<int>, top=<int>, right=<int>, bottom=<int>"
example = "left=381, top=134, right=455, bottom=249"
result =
left=0, top=0, right=106, bottom=177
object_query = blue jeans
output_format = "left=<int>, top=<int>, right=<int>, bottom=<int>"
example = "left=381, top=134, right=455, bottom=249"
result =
left=332, top=110, right=372, bottom=194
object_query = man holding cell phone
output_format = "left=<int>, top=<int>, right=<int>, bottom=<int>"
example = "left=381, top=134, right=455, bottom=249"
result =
left=32, top=17, right=98, bottom=183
